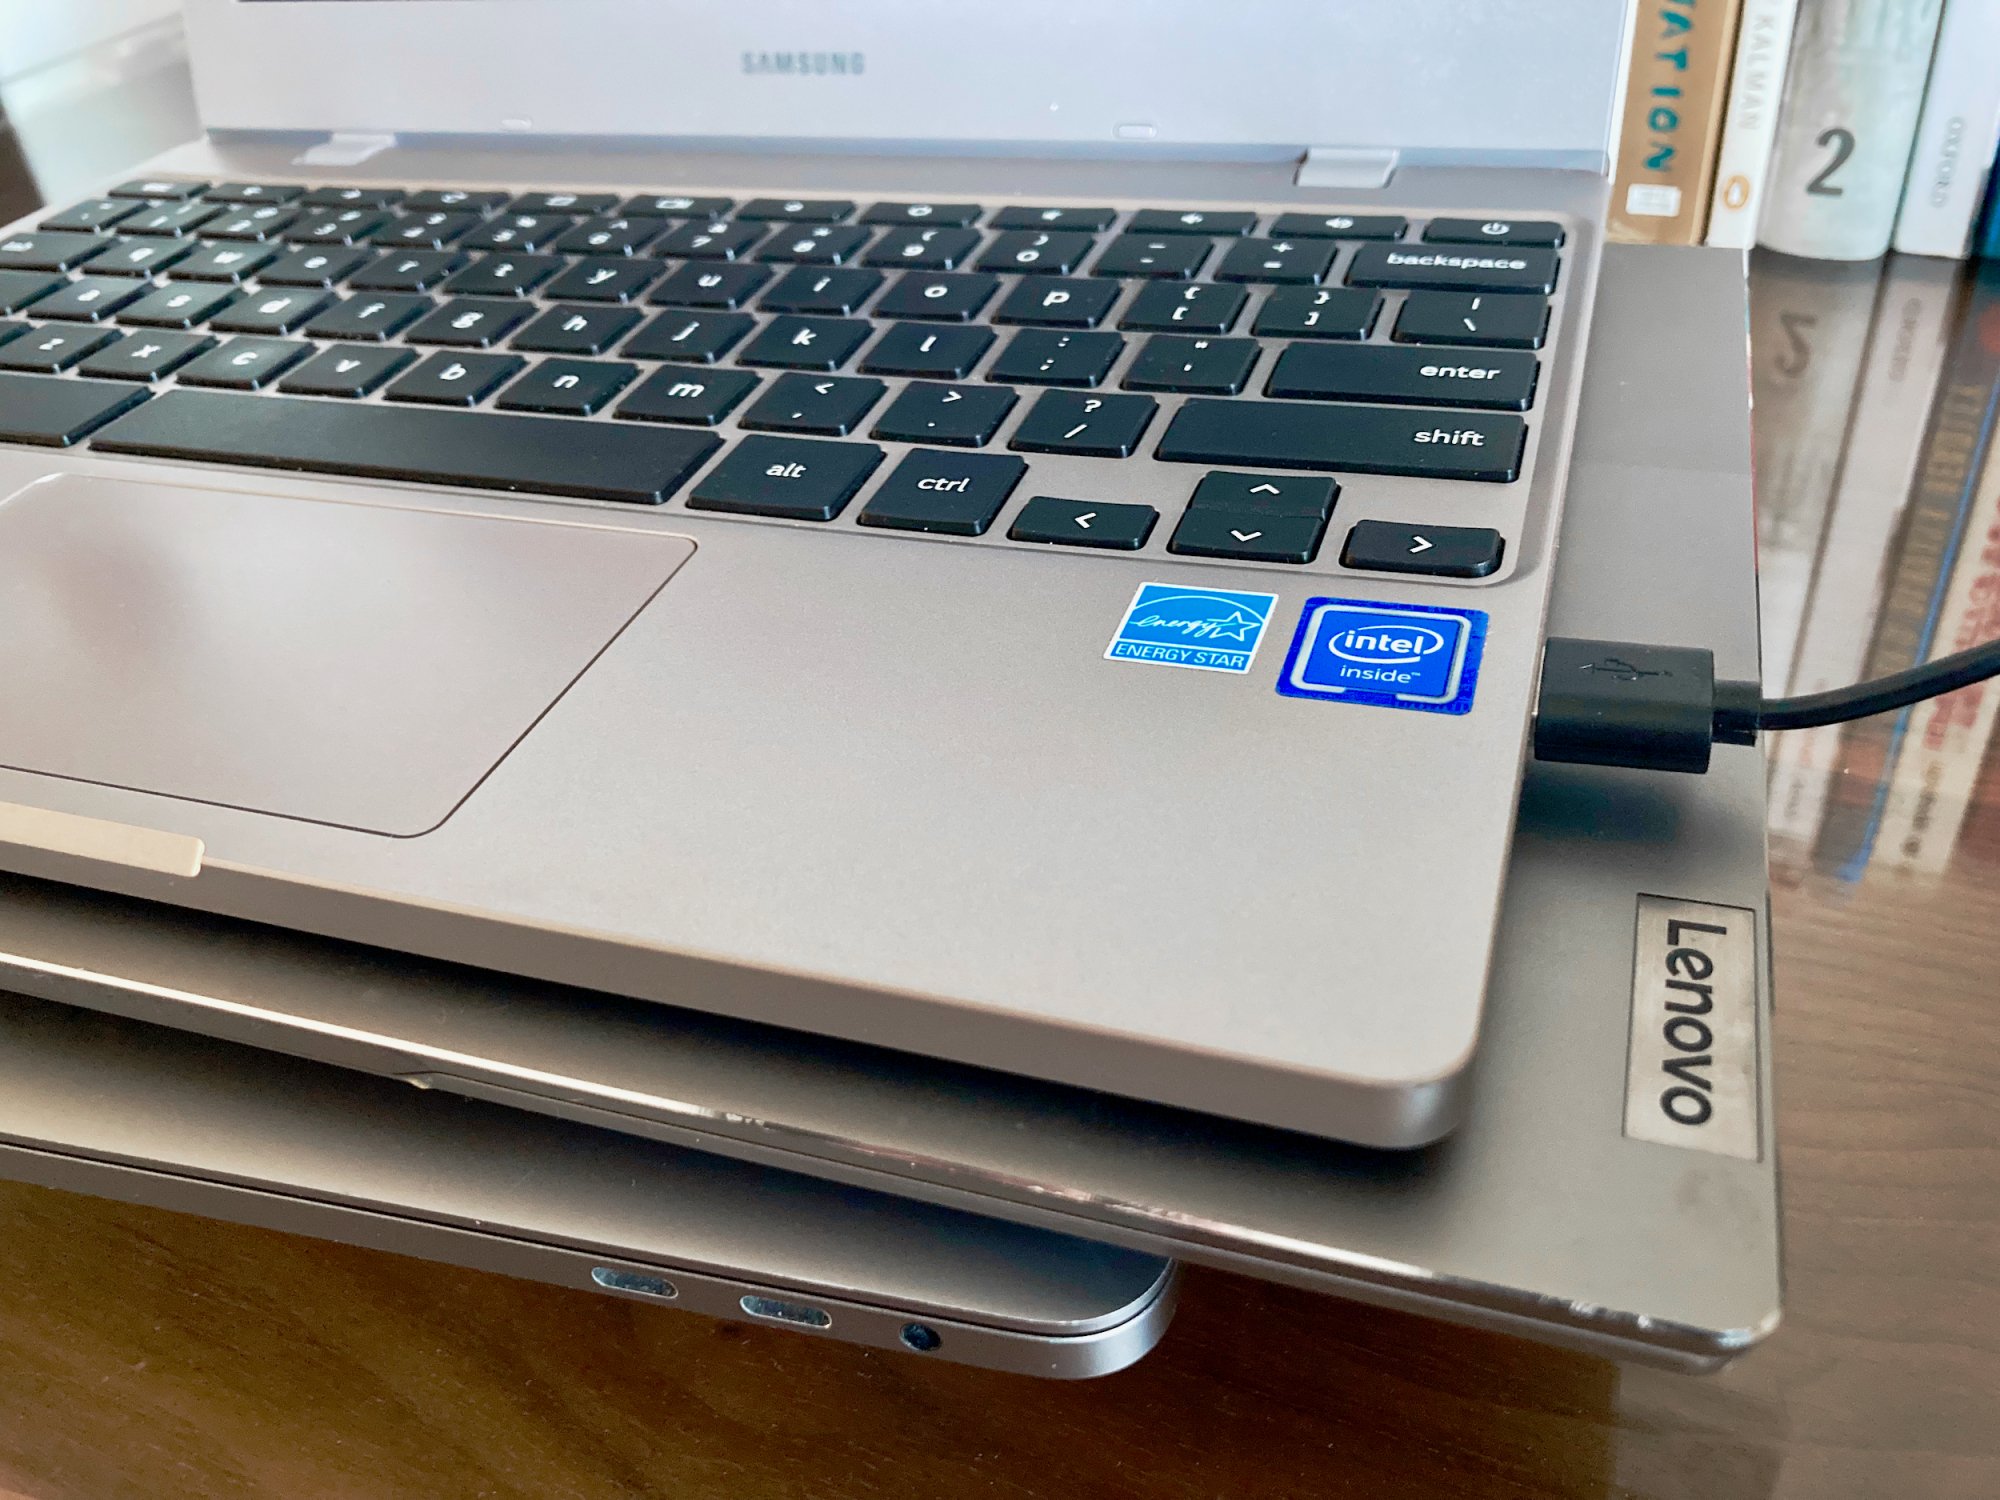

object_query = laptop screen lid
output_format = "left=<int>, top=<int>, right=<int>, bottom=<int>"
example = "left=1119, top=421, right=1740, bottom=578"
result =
left=181, top=0, right=1631, bottom=170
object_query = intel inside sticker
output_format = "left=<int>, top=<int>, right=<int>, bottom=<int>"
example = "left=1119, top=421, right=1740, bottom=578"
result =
left=1277, top=597, right=1487, bottom=714
left=1107, top=582, right=1277, bottom=675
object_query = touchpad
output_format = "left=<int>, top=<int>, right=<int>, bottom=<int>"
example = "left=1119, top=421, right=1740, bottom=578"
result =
left=0, top=475, right=694, bottom=836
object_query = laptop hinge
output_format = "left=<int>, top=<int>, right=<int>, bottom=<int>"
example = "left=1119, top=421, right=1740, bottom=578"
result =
left=1295, top=147, right=1399, bottom=191
left=294, top=132, right=401, bottom=168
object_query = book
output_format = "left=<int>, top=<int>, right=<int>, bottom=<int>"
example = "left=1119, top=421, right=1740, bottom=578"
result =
left=1609, top=0, right=1747, bottom=244
left=1759, top=0, right=1946, bottom=261
left=1706, top=0, right=1804, bottom=249
left=1952, top=712, right=2000, bottom=865
left=1980, top=147, right=2000, bottom=260
left=1766, top=255, right=1961, bottom=870
left=1893, top=0, right=2000, bottom=258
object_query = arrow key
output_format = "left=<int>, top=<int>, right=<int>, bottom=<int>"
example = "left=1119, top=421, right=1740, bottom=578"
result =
left=1008, top=496, right=1158, bottom=550
left=1188, top=470, right=1338, bottom=518
left=1168, top=508, right=1326, bottom=564
left=1341, top=519, right=1504, bottom=578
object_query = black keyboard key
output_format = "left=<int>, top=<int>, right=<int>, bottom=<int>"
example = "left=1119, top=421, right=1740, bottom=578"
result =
left=209, top=288, right=334, bottom=334
left=176, top=337, right=313, bottom=389
left=1129, top=209, right=1255, bottom=236
left=303, top=293, right=434, bottom=341
left=1347, top=243, right=1560, bottom=295
left=494, top=358, right=638, bottom=416
left=1008, top=496, right=1157, bottom=550
left=978, top=230, right=1095, bottom=276
left=994, top=277, right=1119, bottom=328
left=349, top=250, right=465, bottom=292
left=89, top=238, right=195, bottom=277
left=689, top=435, right=882, bottom=519
left=40, top=198, right=140, bottom=233
left=652, top=219, right=764, bottom=260
left=75, top=331, right=213, bottom=381
left=301, top=186, right=404, bottom=209
left=0, top=325, right=120, bottom=371
left=508, top=191, right=617, bottom=216
left=385, top=351, right=524, bottom=406
left=1268, top=343, right=1539, bottom=411
left=286, top=209, right=391, bottom=246
left=649, top=261, right=771, bottom=309
left=0, top=270, right=63, bottom=313
left=857, top=450, right=1027, bottom=536
left=738, top=315, right=871, bottom=371
left=1157, top=399, right=1527, bottom=480
left=739, top=198, right=854, bottom=223
left=1423, top=217, right=1565, bottom=248
left=461, top=214, right=571, bottom=252
left=33, top=276, right=147, bottom=322
left=621, top=194, right=732, bottom=218
left=543, top=256, right=663, bottom=302
left=1393, top=291, right=1548, bottom=349
left=118, top=283, right=240, bottom=329
left=204, top=182, right=305, bottom=206
left=259, top=247, right=371, bottom=285
left=1253, top=286, right=1379, bottom=340
left=990, top=206, right=1115, bottom=231
left=1188, top=471, right=1338, bottom=518
left=862, top=202, right=983, bottom=227
left=869, top=381, right=1016, bottom=447
left=0, top=371, right=147, bottom=444
left=0, top=231, right=109, bottom=271
left=1216, top=237, right=1336, bottom=284
left=760, top=266, right=883, bottom=316
left=1342, top=520, right=1504, bottom=578
left=622, top=309, right=754, bottom=363
left=108, top=178, right=204, bottom=201
left=511, top=303, right=644, bottom=354
left=1168, top=508, right=1326, bottom=564
left=555, top=214, right=667, bottom=257
left=1008, top=389, right=1157, bottom=457
left=405, top=189, right=511, bottom=214
left=405, top=297, right=534, bottom=347
left=1270, top=213, right=1407, bottom=241
left=859, top=323, right=994, bottom=380
left=759, top=225, right=871, bottom=264
left=0, top=321, right=22, bottom=348
left=873, top=271, right=998, bottom=322
left=1124, top=335, right=1259, bottom=394
left=1091, top=234, right=1210, bottom=280
left=376, top=211, right=479, bottom=249
left=92, top=388, right=720, bottom=504
left=278, top=345, right=415, bottom=397
left=121, top=201, right=223, bottom=237
left=1120, top=281, right=1246, bottom=334
left=862, top=226, right=982, bottom=270
left=987, top=330, right=1122, bottom=387
left=741, top=372, right=886, bottom=436
left=205, top=206, right=301, bottom=241
left=442, top=253, right=564, bottom=298
left=616, top=365, right=760, bottom=425
left=173, top=242, right=282, bottom=282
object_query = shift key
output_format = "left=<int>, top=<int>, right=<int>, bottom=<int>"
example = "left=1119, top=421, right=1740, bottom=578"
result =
left=1156, top=398, right=1526, bottom=481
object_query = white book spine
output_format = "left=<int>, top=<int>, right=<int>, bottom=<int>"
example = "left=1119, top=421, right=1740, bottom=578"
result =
left=1892, top=0, right=2000, bottom=258
left=1759, top=0, right=1946, bottom=261
left=1706, top=0, right=1804, bottom=249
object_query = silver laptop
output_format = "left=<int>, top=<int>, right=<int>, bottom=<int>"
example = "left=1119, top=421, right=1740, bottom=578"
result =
left=0, top=241, right=1781, bottom=1372
left=0, top=0, right=1633, bottom=1145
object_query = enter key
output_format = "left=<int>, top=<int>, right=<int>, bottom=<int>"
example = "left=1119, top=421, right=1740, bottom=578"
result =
left=1266, top=343, right=1539, bottom=411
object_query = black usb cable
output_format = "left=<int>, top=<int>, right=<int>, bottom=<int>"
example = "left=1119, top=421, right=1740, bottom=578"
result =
left=1531, top=635, right=2000, bottom=775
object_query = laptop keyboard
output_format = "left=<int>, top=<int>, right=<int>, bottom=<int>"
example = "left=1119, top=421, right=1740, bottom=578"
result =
left=0, top=180, right=1571, bottom=579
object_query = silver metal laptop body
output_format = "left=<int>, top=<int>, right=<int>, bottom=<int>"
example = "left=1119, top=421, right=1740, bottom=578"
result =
left=0, top=243, right=1780, bottom=1371
left=0, top=995, right=1174, bottom=1380
left=0, top=1, right=1634, bottom=1145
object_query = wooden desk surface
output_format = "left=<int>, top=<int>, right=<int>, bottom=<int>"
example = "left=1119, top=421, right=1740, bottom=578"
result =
left=2, top=77, right=1999, bottom=1500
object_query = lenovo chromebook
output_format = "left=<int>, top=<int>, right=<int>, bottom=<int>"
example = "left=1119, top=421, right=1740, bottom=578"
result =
left=0, top=0, right=1634, bottom=1145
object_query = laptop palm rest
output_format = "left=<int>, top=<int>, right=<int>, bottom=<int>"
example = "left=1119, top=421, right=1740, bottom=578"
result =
left=0, top=474, right=693, bottom=836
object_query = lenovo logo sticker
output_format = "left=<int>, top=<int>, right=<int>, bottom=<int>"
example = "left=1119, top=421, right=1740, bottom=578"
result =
left=1624, top=895, right=1761, bottom=1160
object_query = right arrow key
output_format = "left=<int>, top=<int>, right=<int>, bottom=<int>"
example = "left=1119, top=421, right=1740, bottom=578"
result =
left=1341, top=519, right=1505, bottom=578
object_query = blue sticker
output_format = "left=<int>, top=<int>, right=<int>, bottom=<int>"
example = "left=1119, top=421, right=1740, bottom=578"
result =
left=1277, top=597, right=1487, bottom=714
left=1106, top=582, right=1278, bottom=675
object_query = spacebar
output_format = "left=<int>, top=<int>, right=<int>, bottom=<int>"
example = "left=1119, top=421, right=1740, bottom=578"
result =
left=90, top=390, right=722, bottom=505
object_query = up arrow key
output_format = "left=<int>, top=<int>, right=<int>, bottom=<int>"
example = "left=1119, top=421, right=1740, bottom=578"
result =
left=1249, top=482, right=1281, bottom=495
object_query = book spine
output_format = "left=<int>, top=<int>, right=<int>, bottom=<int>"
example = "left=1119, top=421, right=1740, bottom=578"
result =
left=1765, top=256, right=1960, bottom=865
left=1892, top=0, right=2000, bottom=258
left=1706, top=0, right=1804, bottom=248
left=1609, top=0, right=1747, bottom=245
left=1759, top=0, right=1946, bottom=261
left=1980, top=149, right=2000, bottom=260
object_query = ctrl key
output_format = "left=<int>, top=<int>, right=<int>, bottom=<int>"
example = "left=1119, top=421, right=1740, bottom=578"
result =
left=687, top=434, right=884, bottom=520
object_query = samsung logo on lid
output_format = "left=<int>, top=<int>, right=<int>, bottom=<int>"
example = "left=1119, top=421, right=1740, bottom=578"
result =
left=743, top=51, right=866, bottom=76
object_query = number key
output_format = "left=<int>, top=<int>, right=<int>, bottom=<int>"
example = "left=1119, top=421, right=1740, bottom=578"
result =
left=978, top=230, right=1096, bottom=276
